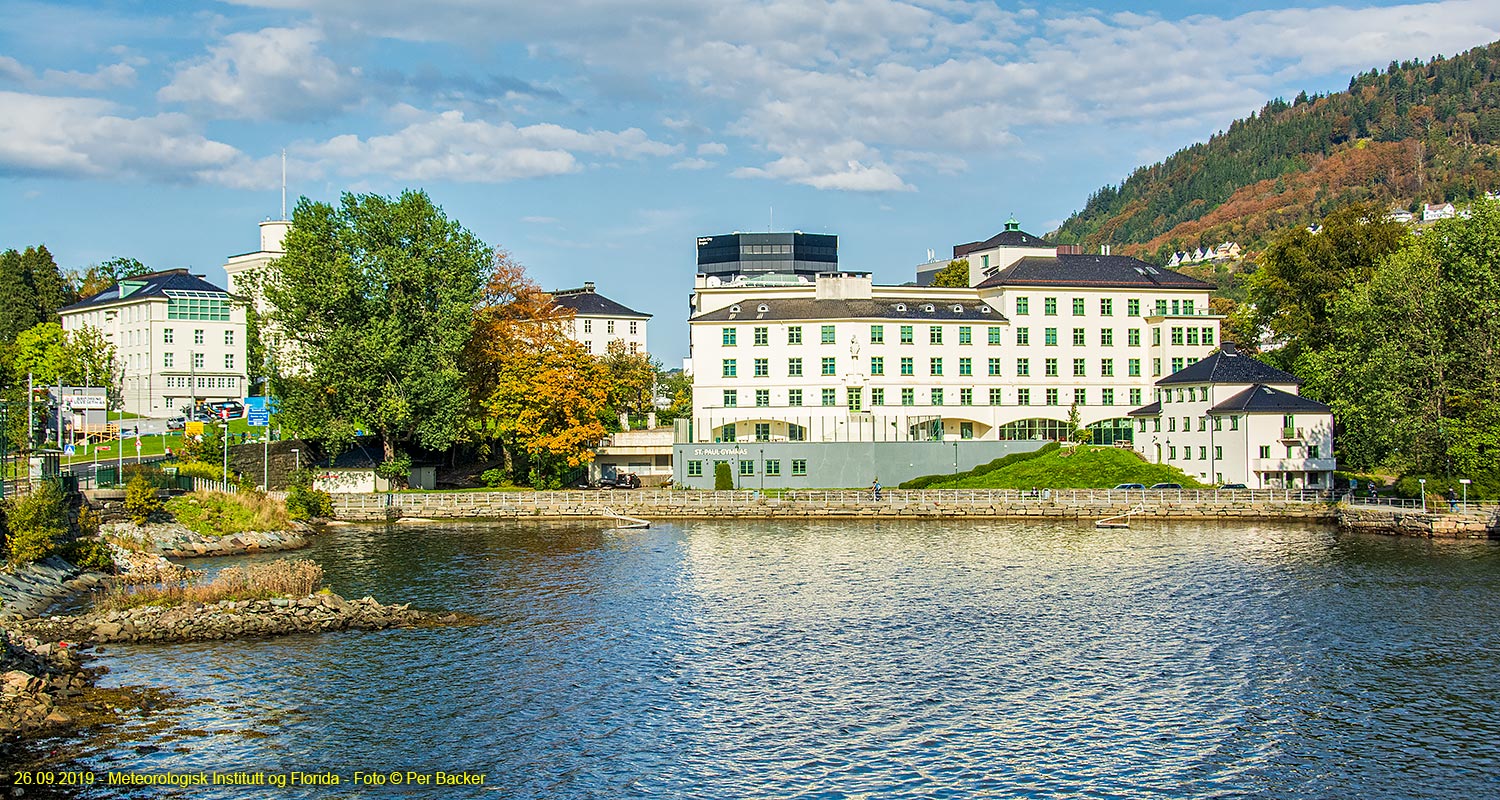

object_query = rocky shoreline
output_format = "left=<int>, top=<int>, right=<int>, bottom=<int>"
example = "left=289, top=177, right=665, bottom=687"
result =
left=102, top=520, right=313, bottom=558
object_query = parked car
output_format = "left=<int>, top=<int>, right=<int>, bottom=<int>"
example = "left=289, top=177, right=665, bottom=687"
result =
left=1218, top=483, right=1248, bottom=490
left=1149, top=482, right=1183, bottom=490
left=1112, top=483, right=1146, bottom=490
left=166, top=416, right=186, bottom=431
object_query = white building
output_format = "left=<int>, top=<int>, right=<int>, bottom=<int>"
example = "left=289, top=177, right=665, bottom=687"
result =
left=685, top=222, right=1223, bottom=445
left=59, top=270, right=248, bottom=418
left=551, top=282, right=651, bottom=355
left=222, top=218, right=299, bottom=379
left=919, top=217, right=1055, bottom=286
left=1127, top=342, right=1334, bottom=488
left=1423, top=202, right=1456, bottom=222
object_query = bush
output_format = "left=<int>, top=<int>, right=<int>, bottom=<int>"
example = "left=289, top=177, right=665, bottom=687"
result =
left=285, top=468, right=333, bottom=520
left=172, top=460, right=234, bottom=482
left=124, top=474, right=163, bottom=525
left=713, top=461, right=734, bottom=490
left=59, top=538, right=115, bottom=572
left=94, top=558, right=324, bottom=611
left=75, top=504, right=102, bottom=537
left=4, top=481, right=70, bottom=565
left=480, top=467, right=511, bottom=488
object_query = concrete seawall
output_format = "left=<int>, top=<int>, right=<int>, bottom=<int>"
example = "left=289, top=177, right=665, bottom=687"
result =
left=330, top=489, right=1339, bottom=523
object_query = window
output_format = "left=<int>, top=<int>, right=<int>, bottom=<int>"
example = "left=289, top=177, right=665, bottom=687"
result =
left=1017, top=358, right=1030, bottom=376
left=1155, top=299, right=1169, bottom=316
left=871, top=388, right=885, bottom=406
left=1018, top=388, right=1031, bottom=406
left=1073, top=328, right=1086, bottom=346
left=1214, top=417, right=1223, bottom=431
left=929, top=326, right=943, bottom=345
left=870, top=357, right=884, bottom=376
left=1171, top=327, right=1185, bottom=346
left=1153, top=418, right=1161, bottom=432
left=1259, top=445, right=1271, bottom=458
left=1102, top=389, right=1115, bottom=405
left=607, top=321, right=615, bottom=335
left=723, top=328, right=737, bottom=346
left=1183, top=300, right=1195, bottom=315
left=722, top=359, right=737, bottom=377
left=164, top=352, right=174, bottom=368
left=163, top=328, right=174, bottom=344
left=1128, top=329, right=1140, bottom=347
left=988, top=358, right=1002, bottom=376
left=765, top=459, right=781, bottom=476
left=224, top=329, right=234, bottom=346
left=1172, top=357, right=1184, bottom=372
left=989, top=327, right=1003, bottom=345
left=1203, top=328, right=1215, bottom=346
left=1153, top=328, right=1162, bottom=346
left=1128, top=358, right=1140, bottom=377
left=1015, top=297, right=1029, bottom=315
left=1187, top=328, right=1200, bottom=346
left=870, top=325, right=884, bottom=344
left=1067, top=298, right=1082, bottom=316
left=789, top=389, right=803, bottom=406
left=1045, top=328, right=1058, bottom=346
left=821, top=357, right=836, bottom=376
left=788, top=326, right=803, bottom=345
left=630, top=321, right=638, bottom=335
left=1153, top=358, right=1162, bottom=376
left=755, top=423, right=771, bottom=442
left=754, top=358, right=769, bottom=377
left=958, top=326, right=972, bottom=345
left=1169, top=418, right=1177, bottom=432
left=225, top=354, right=234, bottom=370
left=740, top=460, right=755, bottom=476
left=754, top=327, right=768, bottom=346
left=1101, top=329, right=1114, bottom=347
left=788, top=425, right=805, bottom=441
left=1044, top=297, right=1057, bottom=316
left=1074, top=388, right=1087, bottom=406
left=687, top=461, right=703, bottom=477
left=1046, top=388, right=1059, bottom=406
left=930, top=357, right=943, bottom=376
left=900, top=357, right=914, bottom=376
left=821, top=325, right=836, bottom=344
left=1309, top=445, right=1320, bottom=458
left=168, top=298, right=229, bottom=321
left=961, top=422, right=974, bottom=439
left=755, top=389, right=770, bottom=407
left=1016, top=327, right=1030, bottom=346
left=1045, top=358, right=1058, bottom=377
left=788, top=357, right=803, bottom=377
left=1169, top=446, right=1177, bottom=460
left=791, top=459, right=808, bottom=477
left=900, top=325, right=914, bottom=344
left=1073, top=358, right=1086, bottom=377
left=1101, top=358, right=1114, bottom=377
left=959, top=357, right=972, bottom=376
left=1199, top=417, right=1207, bottom=431
left=901, top=388, right=915, bottom=406
left=1130, top=388, right=1142, bottom=405
left=193, top=352, right=204, bottom=369
left=584, top=319, right=592, bottom=334
left=1231, top=416, right=1239, bottom=431
left=1100, top=298, right=1113, bottom=316
left=931, top=388, right=944, bottom=406
left=194, top=329, right=204, bottom=345
left=989, top=388, right=1003, bottom=405
left=723, top=389, right=737, bottom=407
left=822, top=388, right=837, bottom=406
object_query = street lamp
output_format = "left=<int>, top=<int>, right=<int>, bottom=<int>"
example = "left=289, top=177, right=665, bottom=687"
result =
left=1419, top=478, right=1427, bottom=512
left=1460, top=478, right=1471, bottom=511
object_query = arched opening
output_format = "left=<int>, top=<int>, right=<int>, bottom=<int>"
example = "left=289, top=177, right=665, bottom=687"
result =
left=1086, top=417, right=1135, bottom=445
left=995, top=418, right=1071, bottom=441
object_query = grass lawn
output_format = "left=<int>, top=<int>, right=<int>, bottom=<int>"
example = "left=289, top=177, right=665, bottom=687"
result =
left=936, top=445, right=1207, bottom=490
left=164, top=490, right=293, bottom=537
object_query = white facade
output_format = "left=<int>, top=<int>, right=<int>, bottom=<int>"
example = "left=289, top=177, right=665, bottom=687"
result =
left=552, top=282, right=651, bottom=356
left=223, top=219, right=303, bottom=377
left=687, top=267, right=1222, bottom=444
left=59, top=271, right=248, bottom=418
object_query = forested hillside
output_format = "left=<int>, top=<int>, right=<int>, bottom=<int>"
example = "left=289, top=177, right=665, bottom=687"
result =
left=1055, top=40, right=1500, bottom=262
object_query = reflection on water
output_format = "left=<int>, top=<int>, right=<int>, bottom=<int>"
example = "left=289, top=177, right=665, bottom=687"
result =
left=71, top=520, right=1500, bottom=798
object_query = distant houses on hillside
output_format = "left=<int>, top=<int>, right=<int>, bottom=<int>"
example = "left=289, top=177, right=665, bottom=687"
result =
left=1166, top=242, right=1241, bottom=268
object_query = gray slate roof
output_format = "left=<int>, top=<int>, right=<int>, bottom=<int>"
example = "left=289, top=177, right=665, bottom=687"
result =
left=954, top=228, right=1051, bottom=257
left=62, top=269, right=229, bottom=312
left=1208, top=384, right=1331, bottom=414
left=551, top=287, right=650, bottom=319
left=976, top=254, right=1215, bottom=290
left=693, top=298, right=1008, bottom=323
left=1157, top=343, right=1302, bottom=386
left=1126, top=400, right=1161, bottom=417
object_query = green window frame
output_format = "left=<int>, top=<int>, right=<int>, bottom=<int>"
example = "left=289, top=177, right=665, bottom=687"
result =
left=958, top=326, right=972, bottom=345
left=1044, top=297, right=1058, bottom=316
left=870, top=356, right=884, bottom=376
left=754, top=358, right=768, bottom=377
left=1130, top=388, right=1142, bottom=405
left=753, top=326, right=768, bottom=346
left=788, top=389, right=803, bottom=406
left=1127, top=299, right=1140, bottom=316
left=788, top=358, right=803, bottom=377
left=740, top=460, right=755, bottom=476
left=988, top=358, right=1002, bottom=376
left=1128, top=358, right=1141, bottom=377
left=722, top=359, right=737, bottom=377
left=687, top=461, right=703, bottom=477
left=1073, top=328, right=1085, bottom=346
left=821, top=357, right=836, bottom=376
left=929, top=326, right=943, bottom=345
left=1128, top=328, right=1140, bottom=346
left=791, top=459, right=808, bottom=477
left=1101, top=329, right=1113, bottom=346
left=1046, top=388, right=1059, bottom=406
left=1102, top=389, right=1115, bottom=406
left=989, top=388, right=1003, bottom=405
left=1072, top=298, right=1085, bottom=316
left=1018, top=388, right=1031, bottom=406
left=788, top=326, right=803, bottom=345
left=900, top=357, right=914, bottom=376
left=959, top=357, right=972, bottom=376
left=1203, top=328, right=1215, bottom=346
left=1016, top=358, right=1030, bottom=376
left=931, top=388, right=944, bottom=406
left=871, top=388, right=885, bottom=405
left=765, top=460, right=781, bottom=476
left=930, top=357, right=943, bottom=376
left=821, top=325, right=836, bottom=344
left=900, top=325, right=914, bottom=344
left=1073, top=358, right=1086, bottom=377
left=1101, top=358, right=1114, bottom=377
left=1045, top=358, right=1058, bottom=377
left=960, top=388, right=973, bottom=406
left=1100, top=298, right=1113, bottom=316
left=1016, top=327, right=1030, bottom=346
left=988, top=327, right=1003, bottom=345
left=870, top=324, right=884, bottom=344
left=722, top=389, right=737, bottom=407
left=755, top=389, right=770, bottom=407
left=1015, top=297, right=1029, bottom=315
left=1045, top=328, right=1058, bottom=346
left=722, top=328, right=737, bottom=346
left=901, top=388, right=915, bottom=406
left=822, top=388, right=837, bottom=406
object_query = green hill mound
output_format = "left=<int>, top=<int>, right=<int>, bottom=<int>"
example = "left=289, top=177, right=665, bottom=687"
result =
left=923, top=444, right=1206, bottom=490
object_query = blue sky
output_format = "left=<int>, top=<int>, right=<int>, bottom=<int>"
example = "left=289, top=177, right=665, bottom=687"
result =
left=4, top=0, right=1499, bottom=362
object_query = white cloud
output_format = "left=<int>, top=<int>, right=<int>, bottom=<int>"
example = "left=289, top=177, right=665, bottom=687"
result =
left=697, top=142, right=727, bottom=156
left=670, top=157, right=713, bottom=170
left=299, top=109, right=680, bottom=182
left=0, top=90, right=272, bottom=188
left=159, top=26, right=361, bottom=121
left=0, top=56, right=138, bottom=90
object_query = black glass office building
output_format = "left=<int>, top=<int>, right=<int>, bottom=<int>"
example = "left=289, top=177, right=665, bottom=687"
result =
left=696, top=232, right=838, bottom=279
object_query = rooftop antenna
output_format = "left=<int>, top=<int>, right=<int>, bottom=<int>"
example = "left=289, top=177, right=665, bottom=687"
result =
left=280, top=149, right=287, bottom=220
left=769, top=205, right=773, bottom=232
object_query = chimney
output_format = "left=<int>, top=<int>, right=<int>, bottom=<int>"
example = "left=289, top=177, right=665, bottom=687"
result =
left=647, top=411, right=657, bottom=429
left=584, top=281, right=596, bottom=292
left=1221, top=342, right=1238, bottom=356
left=1055, top=244, right=1082, bottom=255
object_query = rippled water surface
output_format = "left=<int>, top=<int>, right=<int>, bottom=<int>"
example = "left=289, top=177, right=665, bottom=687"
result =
left=69, top=520, right=1500, bottom=798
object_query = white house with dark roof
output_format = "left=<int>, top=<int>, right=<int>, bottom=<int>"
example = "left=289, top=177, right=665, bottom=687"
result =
left=920, top=217, right=1056, bottom=286
left=1127, top=342, right=1334, bottom=488
left=59, top=269, right=248, bottom=418
left=551, top=282, right=651, bottom=355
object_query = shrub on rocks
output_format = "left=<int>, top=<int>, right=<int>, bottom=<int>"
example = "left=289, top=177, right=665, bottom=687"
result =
left=4, top=481, right=70, bottom=565
left=164, top=490, right=293, bottom=537
left=285, top=469, right=333, bottom=520
left=124, top=474, right=163, bottom=525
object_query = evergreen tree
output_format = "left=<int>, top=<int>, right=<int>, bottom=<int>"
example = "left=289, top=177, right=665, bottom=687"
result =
left=23, top=245, right=69, bottom=322
left=0, top=249, right=39, bottom=345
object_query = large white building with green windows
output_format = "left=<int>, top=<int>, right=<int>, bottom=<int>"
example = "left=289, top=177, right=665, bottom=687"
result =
left=59, top=269, right=248, bottom=418
left=675, top=221, right=1225, bottom=487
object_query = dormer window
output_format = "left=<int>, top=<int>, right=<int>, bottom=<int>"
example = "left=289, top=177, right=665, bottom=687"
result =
left=729, top=304, right=740, bottom=314
left=921, top=304, right=934, bottom=313
left=952, top=304, right=964, bottom=313
left=757, top=304, right=769, bottom=313
left=895, top=303, right=906, bottom=312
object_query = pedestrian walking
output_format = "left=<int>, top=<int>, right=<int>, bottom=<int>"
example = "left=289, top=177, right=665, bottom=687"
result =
left=1446, top=487, right=1458, bottom=512
left=871, top=478, right=882, bottom=501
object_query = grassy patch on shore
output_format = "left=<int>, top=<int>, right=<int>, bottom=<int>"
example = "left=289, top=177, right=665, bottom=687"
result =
left=930, top=445, right=1207, bottom=489
left=94, top=559, right=324, bottom=611
left=164, top=491, right=292, bottom=537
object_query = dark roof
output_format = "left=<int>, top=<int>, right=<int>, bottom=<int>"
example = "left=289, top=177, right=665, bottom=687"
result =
left=1127, top=400, right=1161, bottom=417
left=954, top=224, right=1051, bottom=257
left=550, top=286, right=650, bottom=319
left=1209, top=384, right=1331, bottom=414
left=975, top=254, right=1215, bottom=290
left=1157, top=343, right=1302, bottom=386
left=693, top=297, right=1008, bottom=323
left=61, top=269, right=229, bottom=312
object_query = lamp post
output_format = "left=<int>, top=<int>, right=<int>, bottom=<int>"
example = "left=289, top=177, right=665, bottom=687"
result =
left=1419, top=478, right=1427, bottom=512
left=291, top=448, right=300, bottom=472
left=1460, top=478, right=1471, bottom=511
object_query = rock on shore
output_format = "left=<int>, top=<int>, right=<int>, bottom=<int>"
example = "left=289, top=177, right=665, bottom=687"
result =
left=0, top=557, right=109, bottom=620
left=0, top=624, right=92, bottom=738
left=103, top=520, right=311, bottom=557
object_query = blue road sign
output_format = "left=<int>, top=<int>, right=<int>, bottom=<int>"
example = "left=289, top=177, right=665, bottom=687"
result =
left=248, top=410, right=270, bottom=426
left=63, top=444, right=75, bottom=456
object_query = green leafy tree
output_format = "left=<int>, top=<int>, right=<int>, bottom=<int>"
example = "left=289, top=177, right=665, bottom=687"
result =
left=930, top=258, right=970, bottom=287
left=656, top=369, right=693, bottom=423
left=5, top=481, right=70, bottom=564
left=600, top=339, right=658, bottom=423
left=8, top=322, right=117, bottom=389
left=125, top=473, right=164, bottom=525
left=266, top=191, right=488, bottom=466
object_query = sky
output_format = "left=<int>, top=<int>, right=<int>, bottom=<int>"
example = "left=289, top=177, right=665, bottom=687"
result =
left=4, top=1, right=1500, bottom=363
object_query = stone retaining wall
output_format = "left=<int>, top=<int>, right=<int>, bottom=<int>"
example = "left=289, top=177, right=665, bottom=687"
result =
left=26, top=593, right=432, bottom=644
left=1337, top=506, right=1499, bottom=539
